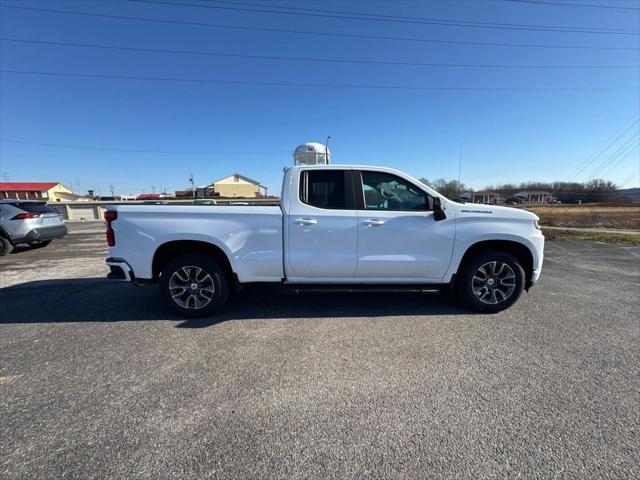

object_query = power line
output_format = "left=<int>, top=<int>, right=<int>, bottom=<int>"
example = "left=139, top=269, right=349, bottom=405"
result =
left=587, top=136, right=640, bottom=179
left=620, top=167, right=639, bottom=187
left=503, top=0, right=640, bottom=11
left=1, top=69, right=631, bottom=91
left=3, top=37, right=638, bottom=70
left=198, top=0, right=640, bottom=34
left=466, top=159, right=592, bottom=182
left=471, top=159, right=589, bottom=180
left=566, top=116, right=640, bottom=182
left=587, top=131, right=640, bottom=177
left=465, top=148, right=639, bottom=183
left=600, top=144, right=640, bottom=179
left=197, top=0, right=636, bottom=24
left=137, top=0, right=639, bottom=35
left=1, top=4, right=635, bottom=51
left=0, top=139, right=290, bottom=155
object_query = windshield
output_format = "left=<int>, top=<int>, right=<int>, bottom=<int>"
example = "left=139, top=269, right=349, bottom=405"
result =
left=14, top=202, right=59, bottom=214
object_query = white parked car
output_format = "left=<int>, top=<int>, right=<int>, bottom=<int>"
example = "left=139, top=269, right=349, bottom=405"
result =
left=105, top=165, right=544, bottom=316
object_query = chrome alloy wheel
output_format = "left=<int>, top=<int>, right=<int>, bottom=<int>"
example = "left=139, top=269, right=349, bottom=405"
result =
left=471, top=261, right=516, bottom=305
left=168, top=266, right=215, bottom=310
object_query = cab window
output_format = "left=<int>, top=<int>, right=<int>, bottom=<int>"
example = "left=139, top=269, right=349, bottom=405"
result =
left=300, top=170, right=348, bottom=209
left=360, top=171, right=428, bottom=211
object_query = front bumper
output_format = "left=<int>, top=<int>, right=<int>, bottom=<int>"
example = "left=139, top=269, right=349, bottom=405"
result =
left=529, top=232, right=545, bottom=286
left=11, top=224, right=68, bottom=244
left=530, top=268, right=542, bottom=286
left=106, top=257, right=135, bottom=282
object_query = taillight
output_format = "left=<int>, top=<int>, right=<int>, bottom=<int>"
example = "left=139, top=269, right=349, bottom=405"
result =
left=11, top=212, right=41, bottom=220
left=104, top=211, right=117, bottom=223
left=104, top=210, right=117, bottom=246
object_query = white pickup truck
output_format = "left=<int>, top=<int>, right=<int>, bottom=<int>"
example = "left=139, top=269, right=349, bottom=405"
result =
left=105, top=165, right=544, bottom=317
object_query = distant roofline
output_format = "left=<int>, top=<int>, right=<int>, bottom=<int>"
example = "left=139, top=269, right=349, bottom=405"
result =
left=212, top=173, right=263, bottom=186
left=514, top=190, right=552, bottom=195
left=0, top=181, right=69, bottom=191
left=460, top=190, right=502, bottom=195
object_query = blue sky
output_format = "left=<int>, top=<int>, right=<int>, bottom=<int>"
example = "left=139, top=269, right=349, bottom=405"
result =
left=1, top=0, right=638, bottom=196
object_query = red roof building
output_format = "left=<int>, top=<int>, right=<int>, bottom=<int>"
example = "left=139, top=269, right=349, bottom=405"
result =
left=0, top=182, right=72, bottom=201
left=136, top=193, right=161, bottom=200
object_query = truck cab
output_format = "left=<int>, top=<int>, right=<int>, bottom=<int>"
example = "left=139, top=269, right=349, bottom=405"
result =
left=283, top=166, right=456, bottom=283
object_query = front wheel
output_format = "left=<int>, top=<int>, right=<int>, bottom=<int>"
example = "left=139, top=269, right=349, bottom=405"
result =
left=159, top=253, right=230, bottom=318
left=457, top=251, right=525, bottom=313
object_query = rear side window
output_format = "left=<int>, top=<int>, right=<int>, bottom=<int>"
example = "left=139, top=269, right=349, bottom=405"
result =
left=15, top=203, right=58, bottom=214
left=300, top=170, right=350, bottom=209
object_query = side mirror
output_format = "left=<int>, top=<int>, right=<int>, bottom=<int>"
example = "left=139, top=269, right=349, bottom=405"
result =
left=432, top=197, right=447, bottom=221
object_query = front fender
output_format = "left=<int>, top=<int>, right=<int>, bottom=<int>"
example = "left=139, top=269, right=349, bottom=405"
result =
left=443, top=222, right=544, bottom=283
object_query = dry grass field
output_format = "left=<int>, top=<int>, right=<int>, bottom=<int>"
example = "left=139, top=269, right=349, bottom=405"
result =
left=540, top=228, right=639, bottom=244
left=524, top=203, right=640, bottom=230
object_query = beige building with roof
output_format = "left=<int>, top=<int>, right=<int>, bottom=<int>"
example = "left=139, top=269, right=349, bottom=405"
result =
left=212, top=174, right=268, bottom=198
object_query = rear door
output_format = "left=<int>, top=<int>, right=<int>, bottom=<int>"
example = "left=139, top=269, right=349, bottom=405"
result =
left=286, top=169, right=358, bottom=278
left=354, top=170, right=455, bottom=280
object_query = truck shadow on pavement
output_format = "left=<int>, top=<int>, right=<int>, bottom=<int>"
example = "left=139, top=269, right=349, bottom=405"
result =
left=0, top=278, right=472, bottom=327
left=8, top=245, right=40, bottom=254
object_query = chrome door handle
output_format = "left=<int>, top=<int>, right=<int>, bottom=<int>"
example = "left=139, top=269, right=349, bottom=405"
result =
left=363, top=219, right=385, bottom=226
left=294, top=218, right=318, bottom=225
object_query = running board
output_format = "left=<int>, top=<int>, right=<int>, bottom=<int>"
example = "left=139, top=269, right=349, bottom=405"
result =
left=284, top=284, right=444, bottom=295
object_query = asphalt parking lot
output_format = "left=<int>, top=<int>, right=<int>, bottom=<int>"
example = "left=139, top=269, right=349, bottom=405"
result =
left=1, top=222, right=638, bottom=479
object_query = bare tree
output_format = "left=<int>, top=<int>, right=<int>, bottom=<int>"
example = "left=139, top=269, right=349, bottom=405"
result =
left=419, top=178, right=468, bottom=200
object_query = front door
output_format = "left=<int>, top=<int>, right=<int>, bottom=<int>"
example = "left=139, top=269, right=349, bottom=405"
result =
left=286, top=169, right=358, bottom=278
left=354, top=170, right=455, bottom=280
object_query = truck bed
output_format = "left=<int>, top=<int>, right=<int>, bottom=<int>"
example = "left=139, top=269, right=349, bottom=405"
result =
left=109, top=204, right=284, bottom=282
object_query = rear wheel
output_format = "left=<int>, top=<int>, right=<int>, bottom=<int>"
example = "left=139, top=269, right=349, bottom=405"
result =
left=457, top=250, right=525, bottom=313
left=159, top=253, right=230, bottom=318
left=0, top=236, right=13, bottom=256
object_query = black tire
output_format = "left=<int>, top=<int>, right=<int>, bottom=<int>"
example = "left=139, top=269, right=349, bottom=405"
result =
left=29, top=240, right=52, bottom=249
left=159, top=253, right=230, bottom=318
left=0, top=236, right=13, bottom=256
left=457, top=250, right=525, bottom=313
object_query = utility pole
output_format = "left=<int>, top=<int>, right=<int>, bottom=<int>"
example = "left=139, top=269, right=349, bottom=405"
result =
left=151, top=185, right=156, bottom=194
left=457, top=144, right=463, bottom=194
left=189, top=173, right=195, bottom=198
left=110, top=184, right=115, bottom=197
left=1, top=171, right=9, bottom=182
left=325, top=136, right=331, bottom=165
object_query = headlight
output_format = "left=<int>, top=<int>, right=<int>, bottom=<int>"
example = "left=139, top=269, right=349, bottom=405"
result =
left=534, top=219, right=541, bottom=230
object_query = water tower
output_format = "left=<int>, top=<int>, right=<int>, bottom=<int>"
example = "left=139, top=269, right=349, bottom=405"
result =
left=293, top=142, right=330, bottom=166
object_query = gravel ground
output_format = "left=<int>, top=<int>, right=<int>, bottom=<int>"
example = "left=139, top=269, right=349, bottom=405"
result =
left=0, top=222, right=109, bottom=289
left=1, top=223, right=639, bottom=479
